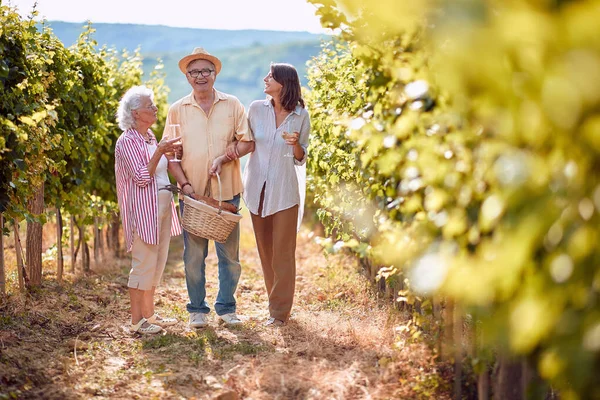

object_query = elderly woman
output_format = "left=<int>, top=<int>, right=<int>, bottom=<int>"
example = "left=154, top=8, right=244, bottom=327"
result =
left=115, top=85, right=183, bottom=334
left=217, top=63, right=310, bottom=326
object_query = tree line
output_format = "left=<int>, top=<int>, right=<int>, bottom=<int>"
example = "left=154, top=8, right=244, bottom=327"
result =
left=0, top=5, right=168, bottom=291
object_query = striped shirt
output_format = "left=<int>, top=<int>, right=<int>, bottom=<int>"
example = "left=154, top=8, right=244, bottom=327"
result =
left=242, top=99, right=310, bottom=218
left=115, top=128, right=182, bottom=252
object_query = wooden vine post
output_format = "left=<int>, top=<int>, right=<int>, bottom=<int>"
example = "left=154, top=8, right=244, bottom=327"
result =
left=56, top=207, right=64, bottom=282
left=0, top=214, right=5, bottom=296
left=14, top=219, right=25, bottom=291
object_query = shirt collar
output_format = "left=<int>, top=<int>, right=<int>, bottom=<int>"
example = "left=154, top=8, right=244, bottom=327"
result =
left=183, top=89, right=227, bottom=106
left=126, top=128, right=154, bottom=143
left=263, top=98, right=302, bottom=115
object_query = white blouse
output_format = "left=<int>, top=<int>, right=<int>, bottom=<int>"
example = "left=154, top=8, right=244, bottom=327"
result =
left=242, top=99, right=310, bottom=221
left=146, top=142, right=170, bottom=189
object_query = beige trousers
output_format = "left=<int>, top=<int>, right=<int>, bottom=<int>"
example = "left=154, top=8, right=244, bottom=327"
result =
left=251, top=187, right=299, bottom=322
left=128, top=191, right=172, bottom=290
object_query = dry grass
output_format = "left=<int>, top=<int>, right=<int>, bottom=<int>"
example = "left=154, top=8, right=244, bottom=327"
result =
left=0, top=215, right=452, bottom=399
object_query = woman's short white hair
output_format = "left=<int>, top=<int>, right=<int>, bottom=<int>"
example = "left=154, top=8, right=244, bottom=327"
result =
left=116, top=85, right=155, bottom=131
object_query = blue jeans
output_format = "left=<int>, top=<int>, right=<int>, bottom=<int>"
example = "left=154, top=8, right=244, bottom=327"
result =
left=180, top=195, right=241, bottom=316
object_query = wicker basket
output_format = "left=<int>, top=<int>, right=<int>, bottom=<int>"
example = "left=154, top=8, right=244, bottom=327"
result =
left=180, top=174, right=242, bottom=243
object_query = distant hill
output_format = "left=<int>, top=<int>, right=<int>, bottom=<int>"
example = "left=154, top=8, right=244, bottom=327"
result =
left=45, top=21, right=322, bottom=52
left=44, top=21, right=325, bottom=105
left=143, top=40, right=322, bottom=105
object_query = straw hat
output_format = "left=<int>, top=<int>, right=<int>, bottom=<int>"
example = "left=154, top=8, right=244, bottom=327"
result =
left=178, top=47, right=222, bottom=75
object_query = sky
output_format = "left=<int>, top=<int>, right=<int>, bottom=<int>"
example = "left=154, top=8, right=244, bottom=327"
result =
left=6, top=0, right=327, bottom=33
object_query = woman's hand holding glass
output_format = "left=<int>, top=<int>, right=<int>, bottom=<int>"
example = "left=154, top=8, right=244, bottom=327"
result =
left=281, top=118, right=299, bottom=158
left=167, top=124, right=183, bottom=162
left=158, top=136, right=183, bottom=157
left=281, top=131, right=300, bottom=158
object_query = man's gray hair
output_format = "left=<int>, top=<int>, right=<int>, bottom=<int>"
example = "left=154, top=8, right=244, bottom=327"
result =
left=116, top=85, right=155, bottom=131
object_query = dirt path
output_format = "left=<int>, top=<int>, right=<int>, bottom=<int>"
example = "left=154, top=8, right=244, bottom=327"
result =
left=0, top=216, right=452, bottom=399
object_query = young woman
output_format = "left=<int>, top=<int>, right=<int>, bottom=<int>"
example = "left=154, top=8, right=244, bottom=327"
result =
left=230, top=63, right=310, bottom=326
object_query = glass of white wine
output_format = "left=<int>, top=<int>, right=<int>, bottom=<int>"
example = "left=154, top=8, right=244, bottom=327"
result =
left=169, top=124, right=182, bottom=163
left=281, top=119, right=296, bottom=158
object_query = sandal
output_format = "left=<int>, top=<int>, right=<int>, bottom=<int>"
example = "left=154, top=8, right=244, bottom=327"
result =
left=131, top=318, right=162, bottom=334
left=264, top=317, right=286, bottom=327
left=147, top=313, right=177, bottom=327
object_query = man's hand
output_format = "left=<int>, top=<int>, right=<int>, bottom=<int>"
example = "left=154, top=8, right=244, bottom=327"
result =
left=209, top=155, right=226, bottom=176
left=225, top=141, right=239, bottom=160
left=181, top=183, right=194, bottom=196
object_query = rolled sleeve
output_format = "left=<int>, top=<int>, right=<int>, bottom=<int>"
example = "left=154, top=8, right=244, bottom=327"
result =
left=116, top=138, right=153, bottom=187
left=132, top=165, right=152, bottom=186
left=294, top=112, right=310, bottom=166
left=234, top=100, right=253, bottom=142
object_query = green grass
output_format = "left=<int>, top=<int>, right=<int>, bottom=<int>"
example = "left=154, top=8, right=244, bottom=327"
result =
left=0, top=315, right=14, bottom=328
left=142, top=333, right=208, bottom=352
left=213, top=341, right=272, bottom=360
left=140, top=330, right=272, bottom=362
left=323, top=298, right=346, bottom=311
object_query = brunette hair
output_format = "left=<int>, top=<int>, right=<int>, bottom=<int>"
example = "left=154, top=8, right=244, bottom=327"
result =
left=271, top=63, right=305, bottom=112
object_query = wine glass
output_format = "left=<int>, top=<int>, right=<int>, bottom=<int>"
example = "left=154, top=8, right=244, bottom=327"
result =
left=169, top=124, right=182, bottom=163
left=281, top=119, right=296, bottom=158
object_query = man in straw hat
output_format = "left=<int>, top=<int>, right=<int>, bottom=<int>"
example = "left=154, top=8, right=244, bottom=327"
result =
left=165, top=47, right=255, bottom=328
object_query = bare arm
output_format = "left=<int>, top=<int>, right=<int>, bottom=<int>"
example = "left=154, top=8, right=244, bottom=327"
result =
left=210, top=140, right=255, bottom=176
left=224, top=139, right=255, bottom=160
left=167, top=161, right=195, bottom=196
left=236, top=140, right=255, bottom=157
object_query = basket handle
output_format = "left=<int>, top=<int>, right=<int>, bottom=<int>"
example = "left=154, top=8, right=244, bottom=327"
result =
left=159, top=178, right=220, bottom=203
left=160, top=174, right=228, bottom=214
left=208, top=174, right=242, bottom=214
left=214, top=172, right=223, bottom=212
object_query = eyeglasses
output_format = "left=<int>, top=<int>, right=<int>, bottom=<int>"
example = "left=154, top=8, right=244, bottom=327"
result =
left=139, top=103, right=157, bottom=111
left=187, top=69, right=215, bottom=78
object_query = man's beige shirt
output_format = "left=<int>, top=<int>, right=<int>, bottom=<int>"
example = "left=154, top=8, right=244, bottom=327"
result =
left=164, top=89, right=252, bottom=201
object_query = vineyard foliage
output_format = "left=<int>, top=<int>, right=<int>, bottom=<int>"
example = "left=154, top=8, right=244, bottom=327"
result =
left=0, top=5, right=168, bottom=225
left=306, top=0, right=600, bottom=397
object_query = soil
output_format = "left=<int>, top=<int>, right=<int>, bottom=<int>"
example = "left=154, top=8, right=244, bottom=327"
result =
left=0, top=217, right=452, bottom=399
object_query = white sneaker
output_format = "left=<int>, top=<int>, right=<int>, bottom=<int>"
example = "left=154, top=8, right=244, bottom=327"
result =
left=189, top=312, right=209, bottom=328
left=219, top=313, right=243, bottom=325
